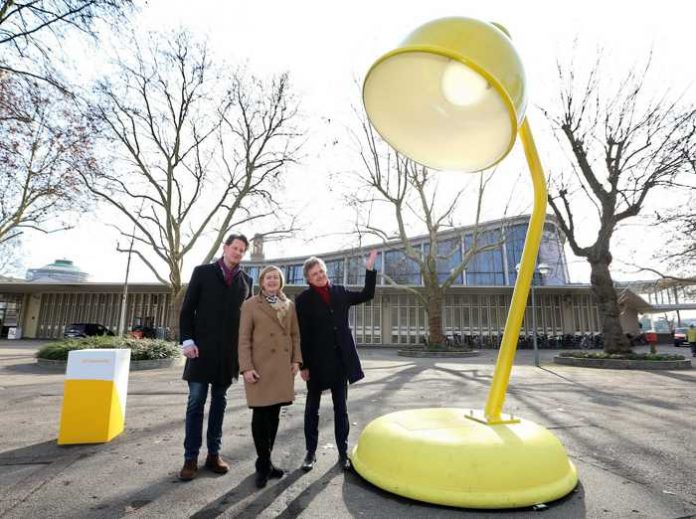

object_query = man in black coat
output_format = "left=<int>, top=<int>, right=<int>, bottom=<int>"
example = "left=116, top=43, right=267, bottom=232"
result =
left=177, top=234, right=253, bottom=481
left=295, top=250, right=377, bottom=471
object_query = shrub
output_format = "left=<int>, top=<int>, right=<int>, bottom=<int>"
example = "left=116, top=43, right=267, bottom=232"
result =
left=37, top=336, right=180, bottom=361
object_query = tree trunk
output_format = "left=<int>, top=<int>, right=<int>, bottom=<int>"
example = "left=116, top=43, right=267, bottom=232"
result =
left=425, top=290, right=446, bottom=347
left=589, top=258, right=631, bottom=354
left=168, top=285, right=186, bottom=342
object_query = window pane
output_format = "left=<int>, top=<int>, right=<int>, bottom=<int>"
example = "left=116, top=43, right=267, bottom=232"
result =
left=506, top=222, right=568, bottom=286
left=464, top=231, right=505, bottom=286
left=285, top=265, right=304, bottom=285
left=325, top=259, right=344, bottom=285
left=346, top=253, right=382, bottom=285
left=384, top=249, right=420, bottom=285
left=424, top=238, right=463, bottom=284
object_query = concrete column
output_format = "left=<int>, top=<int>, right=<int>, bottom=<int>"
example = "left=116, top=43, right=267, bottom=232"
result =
left=22, top=293, right=43, bottom=339
left=381, top=294, right=392, bottom=345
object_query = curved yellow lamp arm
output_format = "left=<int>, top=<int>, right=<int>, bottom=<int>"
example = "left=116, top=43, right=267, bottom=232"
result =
left=484, top=117, right=547, bottom=423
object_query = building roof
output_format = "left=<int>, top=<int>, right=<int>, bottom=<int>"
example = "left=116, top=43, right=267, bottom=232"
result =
left=617, top=288, right=653, bottom=312
left=30, top=259, right=83, bottom=273
left=26, top=259, right=89, bottom=281
left=244, top=213, right=564, bottom=264
left=618, top=277, right=696, bottom=293
left=0, top=281, right=171, bottom=294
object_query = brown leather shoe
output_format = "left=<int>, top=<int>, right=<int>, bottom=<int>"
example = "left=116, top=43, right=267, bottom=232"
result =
left=178, top=459, right=198, bottom=481
left=204, top=454, right=229, bottom=474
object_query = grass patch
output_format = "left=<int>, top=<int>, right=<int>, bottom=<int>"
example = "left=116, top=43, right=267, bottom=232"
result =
left=557, top=351, right=685, bottom=361
left=37, top=336, right=180, bottom=361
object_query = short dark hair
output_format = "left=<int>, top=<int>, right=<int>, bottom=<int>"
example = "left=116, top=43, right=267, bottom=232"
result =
left=224, top=233, right=249, bottom=249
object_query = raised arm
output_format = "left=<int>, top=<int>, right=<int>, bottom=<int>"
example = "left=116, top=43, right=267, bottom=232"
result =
left=346, top=250, right=378, bottom=306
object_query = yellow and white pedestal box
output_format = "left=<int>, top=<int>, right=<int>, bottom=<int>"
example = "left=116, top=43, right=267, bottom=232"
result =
left=58, top=349, right=131, bottom=445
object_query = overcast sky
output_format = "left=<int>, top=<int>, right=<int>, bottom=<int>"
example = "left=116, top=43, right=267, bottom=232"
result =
left=17, top=0, right=694, bottom=284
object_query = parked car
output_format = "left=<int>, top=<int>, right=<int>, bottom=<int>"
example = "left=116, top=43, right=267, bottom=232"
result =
left=673, top=327, right=689, bottom=347
left=130, top=316, right=157, bottom=339
left=63, top=323, right=115, bottom=338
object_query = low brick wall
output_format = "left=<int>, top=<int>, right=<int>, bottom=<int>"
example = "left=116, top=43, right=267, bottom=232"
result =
left=36, top=357, right=184, bottom=371
left=553, top=356, right=692, bottom=370
left=397, top=349, right=479, bottom=358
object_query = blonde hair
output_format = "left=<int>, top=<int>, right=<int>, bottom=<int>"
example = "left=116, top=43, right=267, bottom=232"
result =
left=259, top=265, right=285, bottom=291
left=302, top=256, right=326, bottom=281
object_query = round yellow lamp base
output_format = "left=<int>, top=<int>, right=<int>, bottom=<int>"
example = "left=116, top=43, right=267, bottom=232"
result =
left=351, top=408, right=577, bottom=509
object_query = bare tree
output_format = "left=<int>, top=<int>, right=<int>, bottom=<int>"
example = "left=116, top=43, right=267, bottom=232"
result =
left=348, top=115, right=501, bottom=346
left=543, top=54, right=696, bottom=353
left=0, top=238, right=22, bottom=276
left=0, top=72, right=96, bottom=246
left=0, top=0, right=132, bottom=90
left=200, top=68, right=303, bottom=262
left=81, top=31, right=302, bottom=334
left=0, top=1, right=131, bottom=256
left=638, top=186, right=696, bottom=283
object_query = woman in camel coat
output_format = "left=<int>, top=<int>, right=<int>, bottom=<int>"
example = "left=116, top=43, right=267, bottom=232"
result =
left=238, top=265, right=301, bottom=488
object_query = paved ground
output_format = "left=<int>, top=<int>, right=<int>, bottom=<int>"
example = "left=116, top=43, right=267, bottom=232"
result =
left=0, top=340, right=694, bottom=519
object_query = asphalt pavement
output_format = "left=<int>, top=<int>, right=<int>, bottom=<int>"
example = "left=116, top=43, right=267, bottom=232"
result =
left=0, top=340, right=694, bottom=519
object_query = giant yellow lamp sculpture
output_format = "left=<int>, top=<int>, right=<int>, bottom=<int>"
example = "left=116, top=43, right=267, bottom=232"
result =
left=350, top=17, right=578, bottom=508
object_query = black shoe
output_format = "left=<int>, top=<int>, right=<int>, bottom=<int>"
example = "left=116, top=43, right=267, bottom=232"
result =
left=339, top=455, right=351, bottom=471
left=301, top=452, right=316, bottom=472
left=255, top=458, right=270, bottom=488
left=255, top=470, right=269, bottom=488
left=269, top=464, right=284, bottom=479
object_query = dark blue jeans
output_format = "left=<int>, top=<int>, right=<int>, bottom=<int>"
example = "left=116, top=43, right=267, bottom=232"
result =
left=183, top=381, right=230, bottom=461
left=304, top=380, right=348, bottom=457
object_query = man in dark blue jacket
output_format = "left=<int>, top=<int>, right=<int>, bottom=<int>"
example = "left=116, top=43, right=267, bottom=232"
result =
left=178, top=233, right=253, bottom=481
left=295, top=250, right=377, bottom=471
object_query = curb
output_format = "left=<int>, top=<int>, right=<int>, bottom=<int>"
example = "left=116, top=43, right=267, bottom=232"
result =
left=36, top=357, right=184, bottom=371
left=397, top=349, right=479, bottom=358
left=553, top=356, right=692, bottom=370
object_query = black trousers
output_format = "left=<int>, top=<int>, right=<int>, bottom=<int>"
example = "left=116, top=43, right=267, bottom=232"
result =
left=304, top=379, right=348, bottom=457
left=251, top=404, right=281, bottom=472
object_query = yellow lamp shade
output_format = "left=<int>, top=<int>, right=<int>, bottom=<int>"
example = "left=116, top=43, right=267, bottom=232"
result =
left=363, top=17, right=527, bottom=172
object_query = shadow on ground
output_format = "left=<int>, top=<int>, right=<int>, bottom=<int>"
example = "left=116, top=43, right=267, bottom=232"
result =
left=342, top=468, right=586, bottom=518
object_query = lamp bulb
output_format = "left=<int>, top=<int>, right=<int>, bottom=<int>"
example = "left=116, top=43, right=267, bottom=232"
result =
left=441, top=60, right=489, bottom=107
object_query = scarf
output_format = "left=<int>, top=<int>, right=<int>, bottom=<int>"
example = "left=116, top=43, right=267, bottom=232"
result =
left=263, top=291, right=291, bottom=322
left=311, top=283, right=331, bottom=306
left=218, top=257, right=240, bottom=287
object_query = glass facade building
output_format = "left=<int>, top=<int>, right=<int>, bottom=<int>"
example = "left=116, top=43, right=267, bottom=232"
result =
left=234, top=215, right=583, bottom=345
left=243, top=215, right=570, bottom=289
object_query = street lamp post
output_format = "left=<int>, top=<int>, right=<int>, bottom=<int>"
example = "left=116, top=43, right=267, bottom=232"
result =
left=518, top=262, right=551, bottom=366
left=118, top=230, right=136, bottom=337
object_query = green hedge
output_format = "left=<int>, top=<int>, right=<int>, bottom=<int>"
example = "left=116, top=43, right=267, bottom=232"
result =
left=36, top=336, right=181, bottom=361
left=557, top=351, right=685, bottom=361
